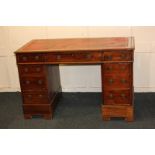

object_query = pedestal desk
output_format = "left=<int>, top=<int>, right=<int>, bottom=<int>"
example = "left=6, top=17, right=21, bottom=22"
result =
left=15, top=37, right=134, bottom=121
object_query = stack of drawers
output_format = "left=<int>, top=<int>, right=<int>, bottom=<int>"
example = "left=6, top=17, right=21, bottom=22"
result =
left=16, top=53, right=60, bottom=119
left=101, top=50, right=134, bottom=121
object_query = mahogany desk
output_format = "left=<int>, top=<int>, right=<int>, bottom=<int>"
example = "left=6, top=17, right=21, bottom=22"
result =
left=15, top=37, right=135, bottom=121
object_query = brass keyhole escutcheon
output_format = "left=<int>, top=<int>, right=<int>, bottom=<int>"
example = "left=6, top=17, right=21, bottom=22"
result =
left=22, top=56, right=27, bottom=61
left=121, top=79, right=127, bottom=84
left=109, top=79, right=114, bottom=84
left=35, top=55, right=40, bottom=60
left=109, top=93, right=113, bottom=99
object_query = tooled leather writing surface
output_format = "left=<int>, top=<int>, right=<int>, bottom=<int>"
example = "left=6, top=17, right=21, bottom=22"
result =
left=16, top=37, right=134, bottom=53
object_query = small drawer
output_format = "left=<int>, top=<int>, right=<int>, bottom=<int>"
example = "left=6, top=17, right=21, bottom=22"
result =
left=103, top=90, right=131, bottom=105
left=46, top=51, right=101, bottom=63
left=18, top=65, right=46, bottom=76
left=103, top=51, right=132, bottom=61
left=103, top=75, right=131, bottom=89
left=17, top=53, right=45, bottom=63
left=20, top=77, right=47, bottom=91
left=22, top=92, right=49, bottom=104
left=103, top=63, right=132, bottom=75
left=23, top=104, right=52, bottom=115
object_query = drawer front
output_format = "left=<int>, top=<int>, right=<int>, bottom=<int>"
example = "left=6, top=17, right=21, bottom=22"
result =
left=102, top=105, right=128, bottom=117
left=103, top=75, right=131, bottom=89
left=22, top=92, right=49, bottom=104
left=23, top=104, right=52, bottom=114
left=18, top=65, right=46, bottom=76
left=17, top=53, right=45, bottom=63
left=103, top=63, right=131, bottom=75
left=20, top=77, right=47, bottom=91
left=46, top=51, right=101, bottom=63
left=103, top=51, right=132, bottom=61
left=104, top=90, right=131, bottom=105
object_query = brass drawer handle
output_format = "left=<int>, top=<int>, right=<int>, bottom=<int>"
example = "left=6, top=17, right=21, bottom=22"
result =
left=109, top=79, right=114, bottom=84
left=86, top=54, right=92, bottom=59
left=121, top=54, right=127, bottom=59
left=121, top=79, right=127, bottom=83
left=39, top=94, right=43, bottom=98
left=109, top=93, right=113, bottom=99
left=28, top=94, right=32, bottom=98
left=38, top=80, right=43, bottom=85
left=36, top=67, right=41, bottom=72
left=24, top=67, right=28, bottom=72
left=22, top=56, right=27, bottom=61
left=25, top=80, right=30, bottom=84
left=35, top=55, right=40, bottom=60
left=121, top=93, right=126, bottom=98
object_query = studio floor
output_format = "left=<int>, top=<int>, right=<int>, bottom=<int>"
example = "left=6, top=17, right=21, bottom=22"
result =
left=0, top=92, right=155, bottom=129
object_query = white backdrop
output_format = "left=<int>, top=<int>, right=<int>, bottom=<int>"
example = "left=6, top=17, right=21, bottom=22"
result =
left=0, top=26, right=155, bottom=92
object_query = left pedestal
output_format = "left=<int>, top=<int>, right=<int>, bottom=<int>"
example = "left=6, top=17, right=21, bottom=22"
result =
left=16, top=53, right=61, bottom=119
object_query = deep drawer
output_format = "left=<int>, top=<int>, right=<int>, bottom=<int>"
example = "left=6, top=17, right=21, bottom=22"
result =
left=103, top=89, right=132, bottom=105
left=23, top=104, right=52, bottom=114
left=22, top=91, right=49, bottom=104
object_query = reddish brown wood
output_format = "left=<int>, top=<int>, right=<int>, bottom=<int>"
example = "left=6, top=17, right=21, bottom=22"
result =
left=103, top=89, right=131, bottom=105
left=45, top=51, right=102, bottom=63
left=15, top=37, right=134, bottom=121
left=103, top=63, right=132, bottom=75
left=102, top=105, right=134, bottom=122
left=18, top=64, right=46, bottom=76
left=103, top=50, right=133, bottom=62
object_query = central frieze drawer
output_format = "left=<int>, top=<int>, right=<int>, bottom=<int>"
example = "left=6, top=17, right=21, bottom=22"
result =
left=46, top=51, right=102, bottom=63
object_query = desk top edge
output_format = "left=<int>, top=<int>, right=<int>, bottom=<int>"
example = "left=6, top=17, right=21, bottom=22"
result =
left=15, top=37, right=135, bottom=53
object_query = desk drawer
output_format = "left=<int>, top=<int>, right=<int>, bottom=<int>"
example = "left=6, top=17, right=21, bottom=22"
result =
left=103, top=75, right=131, bottom=89
left=22, top=91, right=49, bottom=104
left=46, top=51, right=101, bottom=63
left=20, top=77, right=47, bottom=91
left=104, top=90, right=131, bottom=105
left=23, top=104, right=52, bottom=114
left=103, top=63, right=131, bottom=75
left=18, top=65, right=46, bottom=76
left=17, top=53, right=45, bottom=63
left=103, top=51, right=133, bottom=61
